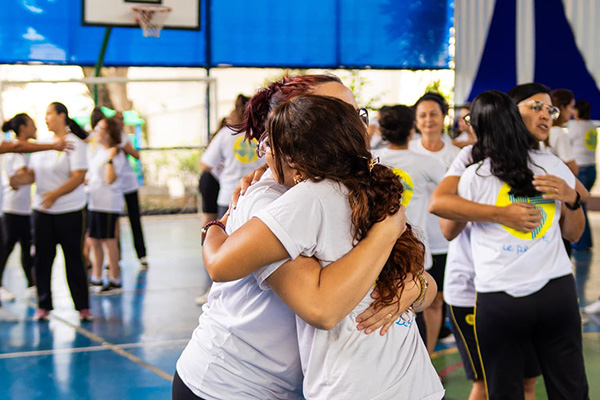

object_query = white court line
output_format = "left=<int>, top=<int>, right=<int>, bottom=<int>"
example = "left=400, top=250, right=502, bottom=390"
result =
left=0, top=339, right=190, bottom=360
left=22, top=300, right=178, bottom=381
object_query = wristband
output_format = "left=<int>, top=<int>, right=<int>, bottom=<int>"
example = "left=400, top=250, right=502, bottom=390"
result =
left=107, top=159, right=113, bottom=164
left=565, top=191, right=582, bottom=210
left=201, top=220, right=226, bottom=245
left=412, top=273, right=428, bottom=308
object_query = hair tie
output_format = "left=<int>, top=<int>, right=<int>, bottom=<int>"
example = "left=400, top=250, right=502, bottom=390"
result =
left=359, top=156, right=379, bottom=172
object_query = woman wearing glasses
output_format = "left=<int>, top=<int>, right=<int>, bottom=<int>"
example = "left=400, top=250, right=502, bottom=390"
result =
left=457, top=90, right=587, bottom=399
left=174, top=75, right=441, bottom=400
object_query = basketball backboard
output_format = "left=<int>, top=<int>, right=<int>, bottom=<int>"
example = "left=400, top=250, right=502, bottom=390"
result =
left=82, top=0, right=200, bottom=30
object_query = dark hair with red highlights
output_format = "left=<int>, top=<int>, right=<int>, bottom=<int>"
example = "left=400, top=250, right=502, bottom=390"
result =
left=237, top=74, right=343, bottom=141
left=268, top=94, right=425, bottom=308
left=550, top=88, right=574, bottom=108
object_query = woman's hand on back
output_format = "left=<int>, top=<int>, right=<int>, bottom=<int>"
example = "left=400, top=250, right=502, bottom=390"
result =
left=533, top=174, right=578, bottom=205
left=53, top=136, right=74, bottom=152
left=230, top=164, right=268, bottom=209
left=370, top=205, right=407, bottom=240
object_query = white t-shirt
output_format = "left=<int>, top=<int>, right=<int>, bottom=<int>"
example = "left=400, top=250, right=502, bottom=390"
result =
left=566, top=120, right=598, bottom=167
left=201, top=127, right=264, bottom=207
left=87, top=147, right=126, bottom=213
left=373, top=148, right=446, bottom=270
left=119, top=132, right=139, bottom=194
left=409, top=139, right=460, bottom=254
left=443, top=145, right=476, bottom=307
left=30, top=133, right=88, bottom=214
left=177, top=170, right=304, bottom=400
left=3, top=152, right=31, bottom=215
left=458, top=150, right=575, bottom=297
left=257, top=179, right=444, bottom=400
left=546, top=126, right=576, bottom=163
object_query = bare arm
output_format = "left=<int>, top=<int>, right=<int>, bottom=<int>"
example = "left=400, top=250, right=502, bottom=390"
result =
left=121, top=141, right=140, bottom=159
left=40, top=170, right=86, bottom=210
left=356, top=270, right=436, bottom=335
left=429, top=176, right=543, bottom=234
left=105, top=148, right=119, bottom=185
left=566, top=160, right=579, bottom=176
left=533, top=174, right=585, bottom=242
left=0, top=137, right=72, bottom=154
left=9, top=168, right=34, bottom=189
left=266, top=213, right=404, bottom=330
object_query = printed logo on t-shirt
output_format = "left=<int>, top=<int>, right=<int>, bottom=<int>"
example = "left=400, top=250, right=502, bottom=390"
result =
left=465, top=313, right=475, bottom=326
left=496, top=183, right=555, bottom=240
left=392, top=168, right=414, bottom=207
left=233, top=136, right=259, bottom=164
left=585, top=129, right=597, bottom=151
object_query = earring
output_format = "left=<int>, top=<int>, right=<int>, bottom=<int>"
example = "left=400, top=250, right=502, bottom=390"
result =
left=294, top=176, right=304, bottom=185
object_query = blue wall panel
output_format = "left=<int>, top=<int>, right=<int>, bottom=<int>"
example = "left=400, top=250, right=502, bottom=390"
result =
left=0, top=0, right=452, bottom=69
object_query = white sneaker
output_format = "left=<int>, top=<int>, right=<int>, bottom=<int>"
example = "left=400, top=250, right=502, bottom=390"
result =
left=439, top=333, right=456, bottom=344
left=195, top=289, right=211, bottom=306
left=0, top=307, right=19, bottom=322
left=583, top=299, right=600, bottom=314
left=26, top=286, right=37, bottom=298
left=0, top=286, right=15, bottom=302
left=139, top=257, right=149, bottom=270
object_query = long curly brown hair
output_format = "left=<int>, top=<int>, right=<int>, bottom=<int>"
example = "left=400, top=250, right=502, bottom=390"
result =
left=268, top=94, right=425, bottom=308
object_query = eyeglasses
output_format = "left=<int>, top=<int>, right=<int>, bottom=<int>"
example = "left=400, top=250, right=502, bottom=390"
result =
left=256, top=132, right=271, bottom=158
left=518, top=100, right=560, bottom=120
left=358, top=108, right=369, bottom=126
left=463, top=114, right=471, bottom=126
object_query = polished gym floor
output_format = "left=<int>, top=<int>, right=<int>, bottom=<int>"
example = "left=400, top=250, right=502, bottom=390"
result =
left=0, top=213, right=598, bottom=399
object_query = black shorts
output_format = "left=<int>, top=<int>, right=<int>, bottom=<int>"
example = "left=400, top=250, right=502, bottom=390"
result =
left=198, top=171, right=220, bottom=214
left=429, top=253, right=447, bottom=292
left=448, top=305, right=541, bottom=381
left=88, top=211, right=119, bottom=239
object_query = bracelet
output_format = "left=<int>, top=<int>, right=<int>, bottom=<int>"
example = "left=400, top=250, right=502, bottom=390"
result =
left=201, top=220, right=226, bottom=245
left=412, top=273, right=428, bottom=308
left=565, top=191, right=582, bottom=210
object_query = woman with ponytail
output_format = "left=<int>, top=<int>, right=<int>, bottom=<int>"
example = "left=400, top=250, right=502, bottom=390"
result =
left=175, top=76, right=441, bottom=400
left=456, top=91, right=588, bottom=399
left=0, top=113, right=71, bottom=314
left=11, top=103, right=91, bottom=321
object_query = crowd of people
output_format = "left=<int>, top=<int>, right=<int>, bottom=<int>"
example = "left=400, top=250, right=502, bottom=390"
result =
left=0, top=103, right=147, bottom=322
left=0, top=73, right=597, bottom=399
left=180, top=74, right=597, bottom=400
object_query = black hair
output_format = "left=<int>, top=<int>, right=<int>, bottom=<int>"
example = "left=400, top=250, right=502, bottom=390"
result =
left=2, top=113, right=31, bottom=135
left=378, top=105, right=415, bottom=146
left=470, top=90, right=539, bottom=197
left=90, top=106, right=105, bottom=130
left=550, top=89, right=574, bottom=108
left=414, top=92, right=448, bottom=115
left=575, top=99, right=591, bottom=120
left=50, top=102, right=88, bottom=140
left=507, top=83, right=551, bottom=104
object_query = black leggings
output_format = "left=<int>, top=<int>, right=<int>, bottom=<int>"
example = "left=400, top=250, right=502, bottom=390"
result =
left=0, top=213, right=34, bottom=288
left=33, top=209, right=89, bottom=311
left=172, top=371, right=206, bottom=400
left=124, top=190, right=146, bottom=259
left=475, top=275, right=588, bottom=399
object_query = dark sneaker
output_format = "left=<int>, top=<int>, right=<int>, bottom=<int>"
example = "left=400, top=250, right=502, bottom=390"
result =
left=79, top=309, right=94, bottom=322
left=98, top=282, right=123, bottom=296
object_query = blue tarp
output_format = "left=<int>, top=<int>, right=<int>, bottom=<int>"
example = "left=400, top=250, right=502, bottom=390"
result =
left=0, top=0, right=453, bottom=69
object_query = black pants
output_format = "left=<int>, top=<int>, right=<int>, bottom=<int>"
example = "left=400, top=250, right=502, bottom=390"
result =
left=33, top=209, right=89, bottom=311
left=125, top=190, right=146, bottom=259
left=0, top=213, right=34, bottom=288
left=172, top=371, right=206, bottom=400
left=475, top=275, right=588, bottom=399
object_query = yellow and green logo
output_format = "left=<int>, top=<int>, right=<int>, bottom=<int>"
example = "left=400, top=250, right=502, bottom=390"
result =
left=585, top=129, right=597, bottom=151
left=392, top=168, right=414, bottom=207
left=496, top=183, right=555, bottom=239
left=233, top=136, right=259, bottom=164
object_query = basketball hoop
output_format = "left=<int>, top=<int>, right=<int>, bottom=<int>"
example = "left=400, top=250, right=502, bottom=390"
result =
left=132, top=5, right=172, bottom=38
